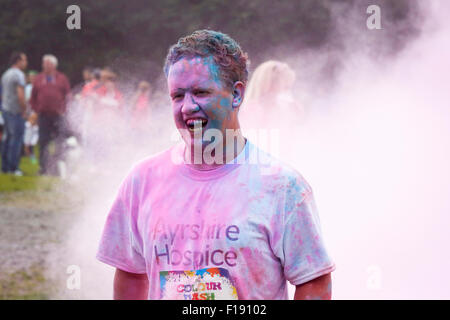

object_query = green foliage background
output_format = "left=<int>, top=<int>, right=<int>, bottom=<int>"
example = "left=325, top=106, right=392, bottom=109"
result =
left=0, top=0, right=420, bottom=85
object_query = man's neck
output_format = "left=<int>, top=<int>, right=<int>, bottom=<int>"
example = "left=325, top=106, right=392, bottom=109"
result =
left=184, top=134, right=247, bottom=171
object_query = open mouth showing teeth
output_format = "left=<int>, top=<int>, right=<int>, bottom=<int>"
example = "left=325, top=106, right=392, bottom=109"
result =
left=186, top=118, right=208, bottom=131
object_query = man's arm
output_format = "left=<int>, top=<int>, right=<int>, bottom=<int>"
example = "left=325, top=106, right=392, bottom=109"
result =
left=113, top=268, right=149, bottom=300
left=294, top=273, right=332, bottom=300
left=16, top=85, right=26, bottom=116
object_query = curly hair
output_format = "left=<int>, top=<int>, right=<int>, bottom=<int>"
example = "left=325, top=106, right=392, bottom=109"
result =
left=164, top=30, right=249, bottom=89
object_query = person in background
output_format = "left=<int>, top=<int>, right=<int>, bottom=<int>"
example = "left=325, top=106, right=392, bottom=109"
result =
left=67, top=66, right=100, bottom=146
left=130, top=80, right=152, bottom=132
left=25, top=70, right=37, bottom=104
left=30, top=54, right=71, bottom=175
left=80, top=67, right=103, bottom=100
left=239, top=60, right=304, bottom=130
left=72, top=66, right=93, bottom=98
left=23, top=112, right=38, bottom=164
left=75, top=67, right=107, bottom=150
left=83, top=66, right=93, bottom=83
left=1, top=51, right=28, bottom=175
left=0, top=84, right=3, bottom=152
left=238, top=60, right=305, bottom=164
left=95, top=67, right=123, bottom=110
left=83, top=67, right=123, bottom=123
left=79, top=67, right=123, bottom=166
left=91, top=68, right=101, bottom=83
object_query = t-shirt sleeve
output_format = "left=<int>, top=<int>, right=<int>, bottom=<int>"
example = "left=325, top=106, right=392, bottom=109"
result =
left=16, top=70, right=26, bottom=87
left=96, top=168, right=147, bottom=274
left=278, top=175, right=335, bottom=286
left=10, top=70, right=26, bottom=89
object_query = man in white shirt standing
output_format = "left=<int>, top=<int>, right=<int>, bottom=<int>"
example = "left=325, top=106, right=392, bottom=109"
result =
left=1, top=51, right=28, bottom=175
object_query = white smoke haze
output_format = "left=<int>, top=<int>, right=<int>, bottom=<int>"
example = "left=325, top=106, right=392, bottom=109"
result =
left=281, top=1, right=450, bottom=299
left=46, top=74, right=177, bottom=299
left=47, top=1, right=449, bottom=299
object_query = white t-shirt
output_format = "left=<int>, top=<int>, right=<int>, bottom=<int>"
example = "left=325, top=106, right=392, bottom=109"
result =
left=97, top=140, right=335, bottom=300
left=23, top=121, right=39, bottom=146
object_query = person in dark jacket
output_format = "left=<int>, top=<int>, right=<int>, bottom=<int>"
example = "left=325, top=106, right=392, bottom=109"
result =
left=30, top=54, right=71, bottom=175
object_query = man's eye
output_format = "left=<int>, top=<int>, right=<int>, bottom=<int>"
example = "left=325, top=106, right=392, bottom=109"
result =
left=195, top=90, right=208, bottom=96
left=172, top=94, right=183, bottom=100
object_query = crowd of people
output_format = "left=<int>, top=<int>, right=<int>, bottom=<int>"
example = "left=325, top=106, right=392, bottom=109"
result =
left=0, top=51, right=154, bottom=176
left=0, top=50, right=301, bottom=178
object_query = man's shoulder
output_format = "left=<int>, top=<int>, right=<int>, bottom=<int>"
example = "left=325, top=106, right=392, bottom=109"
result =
left=1, top=68, right=12, bottom=78
left=2, top=69, right=25, bottom=89
left=2, top=68, right=22, bottom=80
left=248, top=142, right=313, bottom=195
left=12, top=68, right=25, bottom=78
left=57, top=71, right=69, bottom=81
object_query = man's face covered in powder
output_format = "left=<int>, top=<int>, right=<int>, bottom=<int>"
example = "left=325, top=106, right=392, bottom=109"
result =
left=167, top=56, right=238, bottom=149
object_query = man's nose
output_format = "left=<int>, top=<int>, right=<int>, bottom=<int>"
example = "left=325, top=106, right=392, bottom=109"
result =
left=181, top=94, right=200, bottom=114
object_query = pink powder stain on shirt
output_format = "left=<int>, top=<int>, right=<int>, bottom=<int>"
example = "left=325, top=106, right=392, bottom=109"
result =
left=268, top=214, right=283, bottom=245
left=292, top=230, right=304, bottom=246
left=239, top=247, right=267, bottom=286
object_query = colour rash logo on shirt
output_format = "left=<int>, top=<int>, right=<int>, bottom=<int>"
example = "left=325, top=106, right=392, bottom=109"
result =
left=152, top=219, right=241, bottom=269
left=159, top=268, right=238, bottom=300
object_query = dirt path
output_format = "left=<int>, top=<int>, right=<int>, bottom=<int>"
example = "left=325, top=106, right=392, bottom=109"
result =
left=0, top=187, right=79, bottom=299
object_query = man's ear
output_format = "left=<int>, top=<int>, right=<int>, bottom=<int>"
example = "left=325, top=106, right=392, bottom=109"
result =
left=232, top=81, right=245, bottom=108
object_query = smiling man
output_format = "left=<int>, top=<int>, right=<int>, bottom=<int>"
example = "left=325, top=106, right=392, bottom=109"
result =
left=168, top=54, right=246, bottom=169
left=97, top=30, right=335, bottom=300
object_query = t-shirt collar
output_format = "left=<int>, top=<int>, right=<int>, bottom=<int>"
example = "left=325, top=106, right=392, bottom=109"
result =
left=178, top=139, right=251, bottom=181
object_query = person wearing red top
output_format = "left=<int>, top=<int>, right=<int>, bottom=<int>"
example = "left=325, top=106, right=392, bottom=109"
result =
left=130, top=81, right=152, bottom=132
left=79, top=67, right=123, bottom=165
left=81, top=77, right=99, bottom=98
left=30, top=54, right=71, bottom=175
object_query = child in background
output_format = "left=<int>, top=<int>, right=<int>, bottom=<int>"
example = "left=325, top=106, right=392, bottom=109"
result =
left=23, top=112, right=39, bottom=164
left=25, top=70, right=37, bottom=103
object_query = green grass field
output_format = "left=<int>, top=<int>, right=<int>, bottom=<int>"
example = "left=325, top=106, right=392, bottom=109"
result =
left=1, top=147, right=61, bottom=299
left=0, top=265, right=51, bottom=300
left=0, top=147, right=59, bottom=192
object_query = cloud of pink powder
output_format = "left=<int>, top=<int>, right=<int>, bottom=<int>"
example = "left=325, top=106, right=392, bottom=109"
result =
left=283, top=0, right=450, bottom=299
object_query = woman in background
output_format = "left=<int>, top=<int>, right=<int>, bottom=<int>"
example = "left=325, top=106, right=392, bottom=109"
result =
left=239, top=60, right=305, bottom=164
left=240, top=60, right=304, bottom=130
